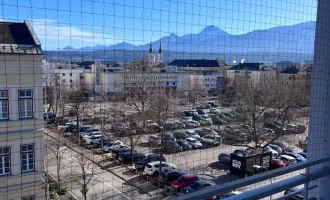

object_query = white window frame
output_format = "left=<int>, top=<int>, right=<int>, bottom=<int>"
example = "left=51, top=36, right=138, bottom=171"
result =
left=0, top=91, right=8, bottom=120
left=21, top=144, right=34, bottom=172
left=19, top=90, right=33, bottom=119
left=0, top=147, right=10, bottom=175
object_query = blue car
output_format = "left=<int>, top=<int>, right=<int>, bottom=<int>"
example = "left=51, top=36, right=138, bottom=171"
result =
left=283, top=152, right=306, bottom=162
left=180, top=180, right=215, bottom=194
left=268, top=144, right=283, bottom=154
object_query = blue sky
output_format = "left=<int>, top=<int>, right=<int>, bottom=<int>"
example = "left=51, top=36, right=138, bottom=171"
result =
left=0, top=0, right=317, bottom=50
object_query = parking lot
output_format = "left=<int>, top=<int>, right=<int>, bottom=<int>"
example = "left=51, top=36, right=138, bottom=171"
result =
left=44, top=99, right=309, bottom=200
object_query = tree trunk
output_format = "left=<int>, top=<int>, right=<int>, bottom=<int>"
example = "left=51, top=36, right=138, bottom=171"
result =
left=77, top=114, right=81, bottom=145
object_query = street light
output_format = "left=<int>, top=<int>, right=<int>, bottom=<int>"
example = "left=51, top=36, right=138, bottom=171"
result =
left=252, top=165, right=273, bottom=200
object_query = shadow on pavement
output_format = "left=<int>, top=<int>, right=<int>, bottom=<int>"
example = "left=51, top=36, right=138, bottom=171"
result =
left=208, top=161, right=230, bottom=171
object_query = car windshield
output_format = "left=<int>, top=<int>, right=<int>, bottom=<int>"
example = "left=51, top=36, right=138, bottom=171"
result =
left=187, top=139, right=195, bottom=143
left=190, top=182, right=202, bottom=190
left=145, top=164, right=152, bottom=168
left=265, top=146, right=272, bottom=151
left=177, top=176, right=185, bottom=183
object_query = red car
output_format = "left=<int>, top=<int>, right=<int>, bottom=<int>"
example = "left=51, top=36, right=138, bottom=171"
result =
left=271, top=159, right=287, bottom=169
left=171, top=174, right=200, bottom=191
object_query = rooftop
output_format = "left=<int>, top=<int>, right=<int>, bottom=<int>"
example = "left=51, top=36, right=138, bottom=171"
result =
left=0, top=20, right=43, bottom=55
left=168, top=59, right=220, bottom=67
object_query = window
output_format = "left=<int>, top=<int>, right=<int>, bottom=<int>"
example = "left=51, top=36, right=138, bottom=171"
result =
left=70, top=80, right=72, bottom=83
left=62, top=73, right=65, bottom=76
left=173, top=82, right=176, bottom=86
left=0, top=147, right=10, bottom=175
left=19, top=90, right=33, bottom=118
left=0, top=91, right=8, bottom=120
left=69, top=73, right=72, bottom=76
left=21, top=144, right=34, bottom=172
left=22, top=196, right=35, bottom=200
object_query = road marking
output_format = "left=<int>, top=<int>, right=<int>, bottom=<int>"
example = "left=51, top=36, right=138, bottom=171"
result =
left=62, top=152, right=131, bottom=200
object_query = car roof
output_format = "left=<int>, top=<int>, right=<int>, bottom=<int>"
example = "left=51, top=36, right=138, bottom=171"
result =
left=221, top=152, right=230, bottom=155
left=182, top=174, right=197, bottom=178
left=280, top=155, right=296, bottom=159
left=186, top=137, right=196, bottom=140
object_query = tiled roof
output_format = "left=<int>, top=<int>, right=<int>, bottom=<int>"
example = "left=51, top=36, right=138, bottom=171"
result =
left=0, top=20, right=43, bottom=55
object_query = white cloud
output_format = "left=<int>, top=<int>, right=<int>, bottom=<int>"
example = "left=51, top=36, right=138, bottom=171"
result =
left=31, top=19, right=123, bottom=48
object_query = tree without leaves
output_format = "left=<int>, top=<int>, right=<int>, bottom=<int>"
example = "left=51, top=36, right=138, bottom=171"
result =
left=187, top=78, right=208, bottom=109
left=231, top=72, right=307, bottom=147
left=67, top=84, right=89, bottom=144
left=74, top=152, right=96, bottom=200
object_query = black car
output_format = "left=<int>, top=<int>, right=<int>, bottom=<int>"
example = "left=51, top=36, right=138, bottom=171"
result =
left=173, top=131, right=190, bottom=140
left=134, top=154, right=166, bottom=170
left=284, top=187, right=304, bottom=200
left=197, top=109, right=206, bottom=115
left=111, top=146, right=132, bottom=160
left=208, top=102, right=218, bottom=107
left=164, top=141, right=182, bottom=153
left=118, top=152, right=146, bottom=165
left=176, top=140, right=192, bottom=150
left=164, top=134, right=176, bottom=141
left=157, top=169, right=187, bottom=185
left=43, top=113, right=56, bottom=124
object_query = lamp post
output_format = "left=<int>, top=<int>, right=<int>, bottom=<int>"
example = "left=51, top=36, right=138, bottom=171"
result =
left=252, top=165, right=272, bottom=200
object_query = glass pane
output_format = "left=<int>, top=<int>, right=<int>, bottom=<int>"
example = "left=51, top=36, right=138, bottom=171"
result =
left=28, top=164, right=33, bottom=170
left=4, top=148, right=9, bottom=154
left=28, top=153, right=34, bottom=158
left=19, top=91, right=25, bottom=97
left=0, top=91, right=7, bottom=98
left=21, top=146, right=27, bottom=152
left=28, top=158, right=33, bottom=163
left=22, top=159, right=27, bottom=165
left=4, top=156, right=9, bottom=162
left=26, top=100, right=32, bottom=110
left=26, top=91, right=32, bottom=97
left=4, top=167, right=9, bottom=173
left=0, top=169, right=3, bottom=174
left=28, top=145, right=33, bottom=151
left=22, top=165, right=27, bottom=171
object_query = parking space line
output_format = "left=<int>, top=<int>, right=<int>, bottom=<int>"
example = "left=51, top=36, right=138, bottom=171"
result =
left=60, top=148, right=132, bottom=200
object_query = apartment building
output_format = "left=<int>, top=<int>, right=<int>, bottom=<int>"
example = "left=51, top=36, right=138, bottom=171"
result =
left=0, top=21, right=44, bottom=200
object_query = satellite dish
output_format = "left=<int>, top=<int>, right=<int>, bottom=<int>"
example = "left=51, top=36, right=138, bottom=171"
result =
left=241, top=59, right=245, bottom=64
left=233, top=60, right=237, bottom=64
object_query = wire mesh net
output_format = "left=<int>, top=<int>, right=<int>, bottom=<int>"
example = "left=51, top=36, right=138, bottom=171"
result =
left=0, top=0, right=319, bottom=199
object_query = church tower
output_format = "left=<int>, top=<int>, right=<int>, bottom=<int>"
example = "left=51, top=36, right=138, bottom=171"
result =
left=158, top=42, right=163, bottom=64
left=148, top=43, right=155, bottom=66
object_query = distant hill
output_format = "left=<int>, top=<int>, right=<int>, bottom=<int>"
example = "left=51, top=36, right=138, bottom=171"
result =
left=45, top=21, right=315, bottom=63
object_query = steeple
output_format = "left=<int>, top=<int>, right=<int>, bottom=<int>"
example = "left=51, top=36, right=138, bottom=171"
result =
left=158, top=42, right=162, bottom=53
left=149, top=43, right=153, bottom=53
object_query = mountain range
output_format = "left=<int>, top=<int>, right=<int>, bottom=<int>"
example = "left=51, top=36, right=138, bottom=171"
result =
left=60, top=21, right=316, bottom=53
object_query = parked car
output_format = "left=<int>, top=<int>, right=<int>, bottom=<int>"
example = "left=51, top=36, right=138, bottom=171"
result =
left=212, top=117, right=227, bottom=125
left=176, top=140, right=192, bottom=150
left=171, top=174, right=200, bottom=191
left=164, top=134, right=176, bottom=141
left=192, top=115, right=208, bottom=125
left=173, top=131, right=190, bottom=140
left=283, top=152, right=306, bottom=163
left=134, top=154, right=166, bottom=170
left=185, top=137, right=203, bottom=149
left=102, top=140, right=124, bottom=152
left=180, top=117, right=191, bottom=123
left=279, top=155, right=297, bottom=165
left=283, top=187, right=304, bottom=200
left=181, top=180, right=215, bottom=194
left=157, top=169, right=187, bottom=185
left=173, top=121, right=185, bottom=129
left=220, top=191, right=243, bottom=199
left=144, top=161, right=176, bottom=176
left=197, top=104, right=211, bottom=109
left=297, top=152, right=307, bottom=159
left=43, top=113, right=56, bottom=124
left=201, top=134, right=222, bottom=145
left=209, top=108, right=219, bottom=114
left=271, top=159, right=287, bottom=169
left=185, top=130, right=201, bottom=141
left=197, top=109, right=206, bottom=115
left=232, top=149, right=247, bottom=157
left=264, top=146, right=279, bottom=157
left=185, top=120, right=201, bottom=128
left=80, top=128, right=100, bottom=136
left=118, top=152, right=146, bottom=165
left=272, top=141, right=293, bottom=152
left=218, top=152, right=231, bottom=164
left=195, top=128, right=218, bottom=137
left=200, top=115, right=213, bottom=125
left=58, top=123, right=77, bottom=132
left=148, top=135, right=162, bottom=146
left=207, top=102, right=218, bottom=107
left=82, top=132, right=102, bottom=140
left=268, top=144, right=283, bottom=154
left=84, top=135, right=103, bottom=145
left=73, top=125, right=93, bottom=133
left=164, top=140, right=182, bottom=152
left=112, top=147, right=134, bottom=160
